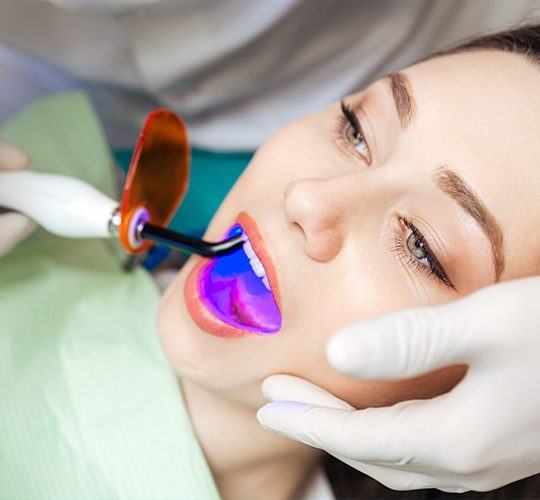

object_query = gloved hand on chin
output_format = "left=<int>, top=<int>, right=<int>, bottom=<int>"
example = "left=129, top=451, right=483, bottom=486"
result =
left=257, top=277, right=540, bottom=493
left=0, top=138, right=35, bottom=255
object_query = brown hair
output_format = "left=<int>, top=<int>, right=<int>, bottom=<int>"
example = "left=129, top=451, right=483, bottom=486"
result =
left=428, top=22, right=540, bottom=64
left=325, top=21, right=540, bottom=499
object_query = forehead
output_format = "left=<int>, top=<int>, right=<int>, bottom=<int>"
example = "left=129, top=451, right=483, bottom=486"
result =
left=403, top=50, right=540, bottom=163
left=400, top=51, right=540, bottom=278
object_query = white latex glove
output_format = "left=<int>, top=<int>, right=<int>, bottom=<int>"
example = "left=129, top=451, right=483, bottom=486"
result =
left=0, top=138, right=35, bottom=255
left=257, top=277, right=540, bottom=493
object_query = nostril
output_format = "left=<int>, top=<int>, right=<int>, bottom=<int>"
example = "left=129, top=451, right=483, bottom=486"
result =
left=294, top=221, right=306, bottom=240
left=290, top=221, right=307, bottom=245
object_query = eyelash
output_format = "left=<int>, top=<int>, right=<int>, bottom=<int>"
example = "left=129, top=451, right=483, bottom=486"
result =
left=391, top=217, right=455, bottom=290
left=334, top=100, right=372, bottom=164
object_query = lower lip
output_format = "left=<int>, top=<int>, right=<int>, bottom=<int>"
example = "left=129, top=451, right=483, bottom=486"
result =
left=184, top=213, right=281, bottom=337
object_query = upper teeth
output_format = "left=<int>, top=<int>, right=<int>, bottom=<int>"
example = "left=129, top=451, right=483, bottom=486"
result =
left=241, top=233, right=271, bottom=291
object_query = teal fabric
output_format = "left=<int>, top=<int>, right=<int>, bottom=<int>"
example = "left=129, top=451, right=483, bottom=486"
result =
left=0, top=92, right=220, bottom=500
left=114, top=147, right=252, bottom=237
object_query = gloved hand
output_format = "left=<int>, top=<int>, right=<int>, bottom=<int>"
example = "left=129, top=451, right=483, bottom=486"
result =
left=0, top=138, right=35, bottom=255
left=257, top=277, right=540, bottom=493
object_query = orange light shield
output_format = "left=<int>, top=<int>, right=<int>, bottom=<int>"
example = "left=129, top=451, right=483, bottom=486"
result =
left=119, top=110, right=190, bottom=254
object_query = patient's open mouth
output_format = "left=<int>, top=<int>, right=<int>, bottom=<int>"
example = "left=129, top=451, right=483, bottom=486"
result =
left=184, top=213, right=282, bottom=336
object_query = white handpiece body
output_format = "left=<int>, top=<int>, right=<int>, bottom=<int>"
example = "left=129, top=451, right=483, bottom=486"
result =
left=0, top=171, right=118, bottom=238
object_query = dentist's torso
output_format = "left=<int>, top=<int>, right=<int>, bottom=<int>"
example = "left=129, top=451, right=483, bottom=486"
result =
left=0, top=0, right=537, bottom=150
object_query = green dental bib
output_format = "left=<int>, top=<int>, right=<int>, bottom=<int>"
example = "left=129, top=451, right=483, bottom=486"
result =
left=0, top=93, right=220, bottom=500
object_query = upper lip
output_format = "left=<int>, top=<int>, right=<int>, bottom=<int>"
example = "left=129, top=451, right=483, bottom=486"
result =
left=236, top=212, right=281, bottom=310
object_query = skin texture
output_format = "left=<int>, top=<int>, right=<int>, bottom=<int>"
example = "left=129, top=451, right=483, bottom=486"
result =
left=157, top=51, right=540, bottom=498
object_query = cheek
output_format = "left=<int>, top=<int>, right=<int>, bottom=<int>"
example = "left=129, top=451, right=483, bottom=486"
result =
left=274, top=282, right=466, bottom=409
left=232, top=120, right=321, bottom=196
left=198, top=129, right=305, bottom=241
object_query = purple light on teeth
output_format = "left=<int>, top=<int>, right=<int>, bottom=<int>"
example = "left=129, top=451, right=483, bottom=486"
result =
left=198, top=224, right=281, bottom=334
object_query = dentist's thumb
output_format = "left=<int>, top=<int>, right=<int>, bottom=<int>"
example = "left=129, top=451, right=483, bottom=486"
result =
left=0, top=138, right=28, bottom=170
left=0, top=138, right=35, bottom=256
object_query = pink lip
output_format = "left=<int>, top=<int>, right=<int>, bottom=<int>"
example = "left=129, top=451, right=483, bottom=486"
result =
left=184, top=212, right=281, bottom=337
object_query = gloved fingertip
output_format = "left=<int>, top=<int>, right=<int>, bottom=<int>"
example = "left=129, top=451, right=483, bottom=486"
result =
left=326, top=327, right=359, bottom=375
left=257, top=401, right=309, bottom=426
left=257, top=401, right=314, bottom=444
left=260, top=374, right=302, bottom=401
left=260, top=377, right=275, bottom=401
left=256, top=402, right=275, bottom=428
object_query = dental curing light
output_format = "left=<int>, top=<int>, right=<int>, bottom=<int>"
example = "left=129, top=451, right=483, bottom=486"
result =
left=0, top=110, right=243, bottom=258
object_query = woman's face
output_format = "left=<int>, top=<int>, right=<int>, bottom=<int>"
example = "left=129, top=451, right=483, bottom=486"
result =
left=158, top=50, right=540, bottom=410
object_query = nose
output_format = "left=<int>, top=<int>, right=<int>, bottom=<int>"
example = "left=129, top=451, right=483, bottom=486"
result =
left=284, top=177, right=350, bottom=262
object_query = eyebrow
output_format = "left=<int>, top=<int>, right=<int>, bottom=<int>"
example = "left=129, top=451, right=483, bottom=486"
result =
left=434, top=167, right=505, bottom=281
left=386, top=72, right=416, bottom=127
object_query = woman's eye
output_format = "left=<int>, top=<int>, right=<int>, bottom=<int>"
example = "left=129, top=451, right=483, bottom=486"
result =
left=345, top=124, right=369, bottom=159
left=338, top=100, right=372, bottom=164
left=406, top=231, right=428, bottom=260
left=392, top=217, right=455, bottom=290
